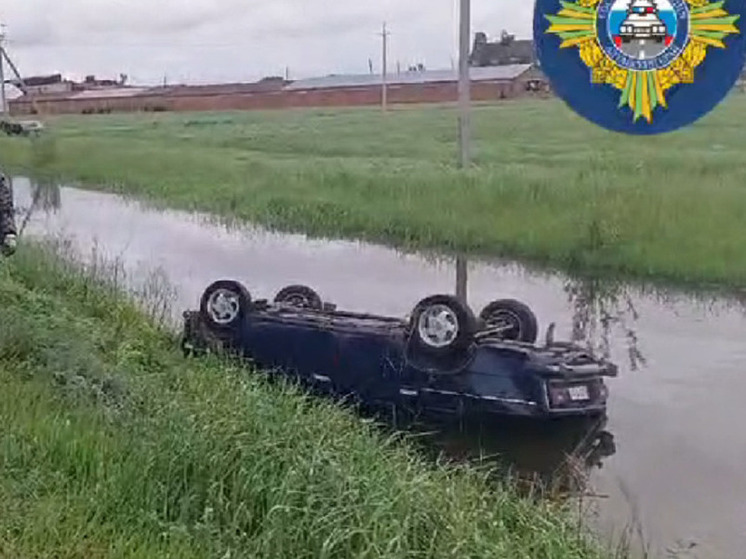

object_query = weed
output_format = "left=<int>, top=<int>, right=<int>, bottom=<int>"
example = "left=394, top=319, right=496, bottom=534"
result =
left=2, top=99, right=746, bottom=288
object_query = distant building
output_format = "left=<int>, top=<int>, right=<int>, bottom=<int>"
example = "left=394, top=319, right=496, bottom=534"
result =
left=283, top=65, right=534, bottom=92
left=469, top=31, right=536, bottom=67
left=8, top=65, right=550, bottom=116
left=7, top=73, right=130, bottom=97
left=8, top=74, right=73, bottom=96
left=79, top=74, right=128, bottom=89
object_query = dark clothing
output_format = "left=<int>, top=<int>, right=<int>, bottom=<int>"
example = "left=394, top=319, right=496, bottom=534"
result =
left=0, top=175, right=16, bottom=237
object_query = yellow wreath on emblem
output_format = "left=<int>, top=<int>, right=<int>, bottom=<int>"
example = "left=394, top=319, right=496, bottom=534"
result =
left=545, top=0, right=740, bottom=122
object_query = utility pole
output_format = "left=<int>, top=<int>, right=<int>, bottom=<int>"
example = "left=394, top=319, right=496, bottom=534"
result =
left=458, top=0, right=471, bottom=169
left=456, top=0, right=472, bottom=304
left=380, top=21, right=390, bottom=112
left=1, top=37, right=38, bottom=116
left=0, top=23, right=7, bottom=115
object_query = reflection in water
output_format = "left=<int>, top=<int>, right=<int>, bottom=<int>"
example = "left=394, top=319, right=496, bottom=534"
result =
left=564, top=277, right=646, bottom=372
left=14, top=177, right=62, bottom=236
left=10, top=137, right=62, bottom=233
left=438, top=261, right=628, bottom=497
left=456, top=256, right=468, bottom=304
left=27, top=177, right=61, bottom=213
left=374, top=409, right=616, bottom=500
left=453, top=257, right=646, bottom=372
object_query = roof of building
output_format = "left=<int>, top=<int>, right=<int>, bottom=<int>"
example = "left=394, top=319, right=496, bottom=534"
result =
left=10, top=91, right=73, bottom=102
left=148, top=79, right=288, bottom=97
left=70, top=87, right=151, bottom=99
left=8, top=64, right=538, bottom=104
left=284, top=64, right=533, bottom=91
left=470, top=32, right=535, bottom=67
left=10, top=87, right=150, bottom=103
left=12, top=74, right=64, bottom=87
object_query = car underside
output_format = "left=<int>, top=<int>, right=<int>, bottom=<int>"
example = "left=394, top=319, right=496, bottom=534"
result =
left=182, top=281, right=618, bottom=422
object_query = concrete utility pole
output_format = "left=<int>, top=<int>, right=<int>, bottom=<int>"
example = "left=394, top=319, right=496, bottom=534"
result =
left=0, top=24, right=7, bottom=115
left=380, top=21, right=390, bottom=112
left=458, top=0, right=471, bottom=169
left=0, top=35, right=39, bottom=116
left=455, top=0, right=472, bottom=304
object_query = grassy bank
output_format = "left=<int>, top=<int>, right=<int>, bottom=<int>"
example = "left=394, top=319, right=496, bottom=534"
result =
left=0, top=241, right=617, bottom=558
left=3, top=96, right=746, bottom=288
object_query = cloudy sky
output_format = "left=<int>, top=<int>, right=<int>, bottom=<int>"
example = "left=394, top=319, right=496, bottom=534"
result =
left=2, top=0, right=534, bottom=86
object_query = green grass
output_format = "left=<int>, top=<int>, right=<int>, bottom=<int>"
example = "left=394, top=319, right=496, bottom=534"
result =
left=0, top=240, right=621, bottom=558
left=4, top=96, right=746, bottom=288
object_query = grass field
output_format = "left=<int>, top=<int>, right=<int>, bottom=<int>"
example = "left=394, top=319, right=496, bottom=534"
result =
left=2, top=96, right=746, bottom=288
left=0, top=240, right=619, bottom=558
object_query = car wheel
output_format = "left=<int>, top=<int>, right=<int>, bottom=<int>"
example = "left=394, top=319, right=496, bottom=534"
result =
left=479, top=299, right=539, bottom=344
left=199, top=280, right=252, bottom=331
left=274, top=284, right=323, bottom=310
left=409, top=294, right=477, bottom=356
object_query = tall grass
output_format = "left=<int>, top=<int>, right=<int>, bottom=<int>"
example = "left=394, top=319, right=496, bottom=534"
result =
left=2, top=98, right=746, bottom=289
left=0, top=239, right=622, bottom=558
left=1, top=100, right=745, bottom=286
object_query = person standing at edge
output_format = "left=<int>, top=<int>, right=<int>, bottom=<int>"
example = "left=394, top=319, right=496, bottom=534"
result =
left=0, top=174, right=17, bottom=256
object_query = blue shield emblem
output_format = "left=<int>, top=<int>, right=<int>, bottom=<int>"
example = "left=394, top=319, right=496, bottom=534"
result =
left=534, top=0, right=746, bottom=134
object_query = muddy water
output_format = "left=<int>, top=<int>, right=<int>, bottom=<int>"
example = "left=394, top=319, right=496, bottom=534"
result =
left=10, top=177, right=746, bottom=558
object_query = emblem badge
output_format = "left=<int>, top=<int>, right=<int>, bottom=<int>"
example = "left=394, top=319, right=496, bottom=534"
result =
left=534, top=0, right=745, bottom=134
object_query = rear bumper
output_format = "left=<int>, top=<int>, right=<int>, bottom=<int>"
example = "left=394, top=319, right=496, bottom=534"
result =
left=540, top=377, right=609, bottom=415
left=395, top=384, right=607, bottom=420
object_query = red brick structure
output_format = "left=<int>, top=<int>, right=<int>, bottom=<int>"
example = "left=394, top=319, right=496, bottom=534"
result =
left=9, top=65, right=549, bottom=116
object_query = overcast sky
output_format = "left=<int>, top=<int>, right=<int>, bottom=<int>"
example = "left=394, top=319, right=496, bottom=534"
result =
left=1, top=0, right=533, bottom=86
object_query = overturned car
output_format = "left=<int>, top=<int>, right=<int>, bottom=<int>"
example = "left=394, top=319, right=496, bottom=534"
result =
left=181, top=280, right=618, bottom=421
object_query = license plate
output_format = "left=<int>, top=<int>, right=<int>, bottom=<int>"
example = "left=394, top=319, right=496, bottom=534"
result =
left=568, top=385, right=590, bottom=401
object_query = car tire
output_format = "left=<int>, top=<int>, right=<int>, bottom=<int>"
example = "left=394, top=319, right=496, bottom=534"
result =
left=479, top=299, right=539, bottom=344
left=409, top=294, right=477, bottom=356
left=274, top=284, right=323, bottom=310
left=199, top=280, right=252, bottom=331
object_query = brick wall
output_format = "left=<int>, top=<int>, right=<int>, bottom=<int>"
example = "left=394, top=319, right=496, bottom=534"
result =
left=9, top=76, right=547, bottom=116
